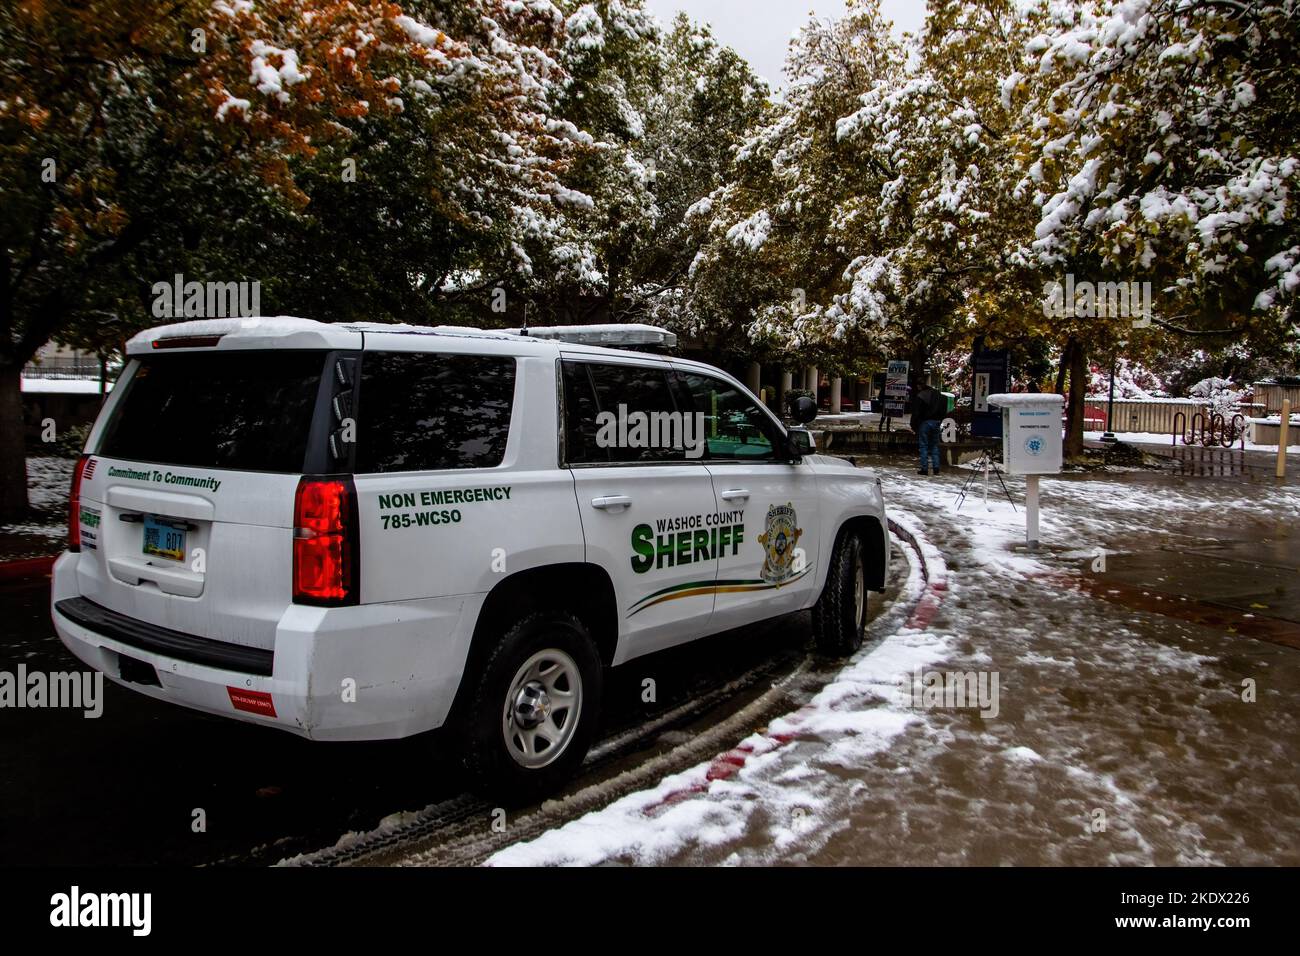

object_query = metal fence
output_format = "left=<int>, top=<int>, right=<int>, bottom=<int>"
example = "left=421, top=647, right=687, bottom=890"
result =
left=1253, top=383, right=1300, bottom=416
left=1084, top=398, right=1209, bottom=435
left=22, top=358, right=108, bottom=380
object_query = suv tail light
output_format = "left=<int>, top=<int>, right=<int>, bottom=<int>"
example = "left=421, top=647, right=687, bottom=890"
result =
left=68, top=454, right=90, bottom=552
left=293, top=476, right=359, bottom=605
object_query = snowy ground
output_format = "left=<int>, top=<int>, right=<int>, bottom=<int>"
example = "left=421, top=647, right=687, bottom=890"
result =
left=20, top=377, right=113, bottom=394
left=0, top=456, right=74, bottom=559
left=1084, top=429, right=1300, bottom=454
left=483, top=465, right=1300, bottom=866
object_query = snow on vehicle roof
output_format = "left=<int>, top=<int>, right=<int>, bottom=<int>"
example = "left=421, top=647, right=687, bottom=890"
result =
left=128, top=316, right=681, bottom=359
left=987, top=393, right=1065, bottom=407
left=127, top=316, right=360, bottom=354
left=341, top=321, right=523, bottom=340
left=131, top=316, right=320, bottom=343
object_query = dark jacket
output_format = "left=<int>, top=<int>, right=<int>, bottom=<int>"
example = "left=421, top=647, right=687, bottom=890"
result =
left=910, top=387, right=946, bottom=432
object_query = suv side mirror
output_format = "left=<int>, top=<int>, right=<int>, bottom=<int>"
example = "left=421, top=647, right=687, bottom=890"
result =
left=787, top=427, right=814, bottom=459
left=792, top=395, right=818, bottom=424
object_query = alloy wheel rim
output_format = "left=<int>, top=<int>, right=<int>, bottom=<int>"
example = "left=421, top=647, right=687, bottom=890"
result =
left=502, top=648, right=582, bottom=769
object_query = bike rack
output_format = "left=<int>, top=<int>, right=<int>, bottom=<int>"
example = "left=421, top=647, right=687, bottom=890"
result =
left=1209, top=413, right=1225, bottom=447
left=1172, top=411, right=1247, bottom=449
left=1228, top=413, right=1246, bottom=449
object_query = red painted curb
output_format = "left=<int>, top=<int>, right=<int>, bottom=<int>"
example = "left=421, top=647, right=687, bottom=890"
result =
left=888, top=517, right=948, bottom=631
left=641, top=513, right=948, bottom=817
left=0, top=554, right=57, bottom=581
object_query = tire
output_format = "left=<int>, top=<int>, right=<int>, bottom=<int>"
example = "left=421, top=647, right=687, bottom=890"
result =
left=459, top=610, right=603, bottom=805
left=811, top=530, right=867, bottom=656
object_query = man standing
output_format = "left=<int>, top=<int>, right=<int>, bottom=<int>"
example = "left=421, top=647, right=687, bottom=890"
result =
left=910, top=378, right=947, bottom=476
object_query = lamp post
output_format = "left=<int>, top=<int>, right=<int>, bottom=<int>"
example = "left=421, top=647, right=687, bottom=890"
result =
left=1100, top=341, right=1125, bottom=443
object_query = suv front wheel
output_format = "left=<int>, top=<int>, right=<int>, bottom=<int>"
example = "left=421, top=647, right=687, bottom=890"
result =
left=812, top=530, right=867, bottom=656
left=461, top=610, right=603, bottom=803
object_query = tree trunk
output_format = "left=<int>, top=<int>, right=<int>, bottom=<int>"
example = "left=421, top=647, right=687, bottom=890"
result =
left=1065, top=340, right=1087, bottom=459
left=0, top=362, right=29, bottom=521
left=1054, top=338, right=1072, bottom=396
left=908, top=340, right=928, bottom=381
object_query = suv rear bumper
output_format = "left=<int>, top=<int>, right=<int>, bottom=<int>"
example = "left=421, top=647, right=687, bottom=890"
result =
left=56, top=597, right=276, bottom=675
left=50, top=553, right=479, bottom=741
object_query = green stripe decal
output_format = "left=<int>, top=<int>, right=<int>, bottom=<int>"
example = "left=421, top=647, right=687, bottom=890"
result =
left=626, top=567, right=813, bottom=617
left=628, top=577, right=763, bottom=610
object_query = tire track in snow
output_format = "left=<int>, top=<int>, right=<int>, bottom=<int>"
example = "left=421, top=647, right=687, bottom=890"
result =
left=478, top=514, right=953, bottom=867
left=282, top=515, right=943, bottom=867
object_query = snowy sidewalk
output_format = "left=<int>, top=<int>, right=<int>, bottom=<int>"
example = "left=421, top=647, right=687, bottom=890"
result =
left=0, top=456, right=74, bottom=562
left=480, top=465, right=1300, bottom=866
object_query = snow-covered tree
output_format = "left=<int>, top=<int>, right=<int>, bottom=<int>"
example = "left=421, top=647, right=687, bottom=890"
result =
left=684, top=0, right=908, bottom=371
left=1016, top=0, right=1300, bottom=381
left=0, top=0, right=596, bottom=517
left=1188, top=375, right=1244, bottom=423
left=1086, top=356, right=1165, bottom=398
left=682, top=0, right=1053, bottom=386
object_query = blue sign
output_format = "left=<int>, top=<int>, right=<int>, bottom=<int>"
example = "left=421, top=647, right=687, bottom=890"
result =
left=972, top=348, right=1009, bottom=438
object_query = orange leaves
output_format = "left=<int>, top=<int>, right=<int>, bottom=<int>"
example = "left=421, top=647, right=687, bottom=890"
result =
left=11, top=101, right=52, bottom=131
left=334, top=100, right=370, bottom=120
left=201, top=0, right=418, bottom=130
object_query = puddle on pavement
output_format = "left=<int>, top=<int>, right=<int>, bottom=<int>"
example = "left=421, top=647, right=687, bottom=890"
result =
left=624, top=462, right=1300, bottom=866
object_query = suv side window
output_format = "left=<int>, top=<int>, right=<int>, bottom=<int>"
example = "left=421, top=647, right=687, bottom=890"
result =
left=356, top=351, right=515, bottom=472
left=677, top=371, right=782, bottom=461
left=562, top=360, right=684, bottom=465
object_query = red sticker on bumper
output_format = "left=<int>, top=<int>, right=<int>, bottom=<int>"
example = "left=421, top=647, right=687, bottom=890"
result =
left=227, top=687, right=276, bottom=718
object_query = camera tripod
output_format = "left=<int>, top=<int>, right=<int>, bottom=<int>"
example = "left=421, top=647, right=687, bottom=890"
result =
left=953, top=449, right=1016, bottom=512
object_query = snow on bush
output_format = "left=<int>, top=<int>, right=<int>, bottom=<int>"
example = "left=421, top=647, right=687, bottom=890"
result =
left=1087, top=357, right=1165, bottom=399
left=1188, top=376, right=1243, bottom=418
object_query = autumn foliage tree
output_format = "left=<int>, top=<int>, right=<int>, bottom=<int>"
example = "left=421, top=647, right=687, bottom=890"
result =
left=0, top=0, right=592, bottom=518
left=3, top=0, right=1297, bottom=523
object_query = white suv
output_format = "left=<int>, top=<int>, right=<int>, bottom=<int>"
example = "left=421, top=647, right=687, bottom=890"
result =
left=52, top=317, right=890, bottom=799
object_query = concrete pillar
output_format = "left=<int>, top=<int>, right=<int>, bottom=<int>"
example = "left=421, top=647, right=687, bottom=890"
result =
left=830, top=376, right=842, bottom=414
left=745, top=361, right=761, bottom=395
left=779, top=370, right=792, bottom=411
left=806, top=366, right=818, bottom=393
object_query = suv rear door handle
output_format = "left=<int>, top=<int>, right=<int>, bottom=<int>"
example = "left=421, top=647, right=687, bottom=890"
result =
left=591, top=495, right=632, bottom=512
left=719, top=489, right=750, bottom=502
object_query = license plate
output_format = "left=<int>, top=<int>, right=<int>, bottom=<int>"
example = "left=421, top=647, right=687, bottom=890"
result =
left=143, top=515, right=186, bottom=561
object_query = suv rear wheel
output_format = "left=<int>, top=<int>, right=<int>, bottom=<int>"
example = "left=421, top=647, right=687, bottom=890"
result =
left=460, top=610, right=603, bottom=803
left=812, top=530, right=867, bottom=656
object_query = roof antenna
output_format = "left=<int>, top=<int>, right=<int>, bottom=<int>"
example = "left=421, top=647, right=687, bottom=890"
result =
left=520, top=302, right=530, bottom=336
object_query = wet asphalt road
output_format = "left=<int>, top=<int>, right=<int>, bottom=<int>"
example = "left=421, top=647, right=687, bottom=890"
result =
left=6, top=446, right=1296, bottom=867
left=0, top=574, right=815, bottom=867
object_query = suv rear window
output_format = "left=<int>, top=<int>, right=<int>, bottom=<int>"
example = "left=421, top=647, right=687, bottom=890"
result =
left=355, top=351, right=515, bottom=473
left=99, top=351, right=325, bottom=473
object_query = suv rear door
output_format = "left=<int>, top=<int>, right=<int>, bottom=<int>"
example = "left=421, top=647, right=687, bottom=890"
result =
left=71, top=329, right=361, bottom=654
left=344, top=333, right=583, bottom=606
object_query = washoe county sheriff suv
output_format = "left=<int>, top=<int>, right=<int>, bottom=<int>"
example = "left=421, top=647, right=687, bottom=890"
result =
left=51, top=317, right=890, bottom=799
